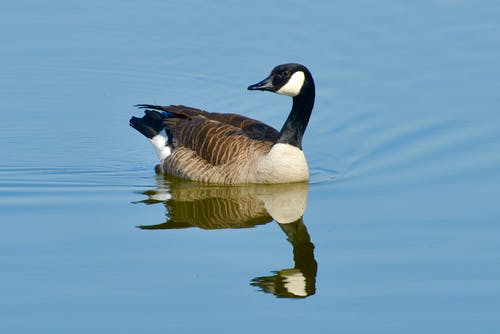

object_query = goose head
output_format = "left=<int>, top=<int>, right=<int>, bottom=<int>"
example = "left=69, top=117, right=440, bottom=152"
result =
left=247, top=63, right=315, bottom=149
left=247, top=63, right=315, bottom=98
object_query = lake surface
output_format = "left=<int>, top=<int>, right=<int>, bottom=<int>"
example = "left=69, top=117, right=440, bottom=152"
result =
left=1, top=1, right=500, bottom=333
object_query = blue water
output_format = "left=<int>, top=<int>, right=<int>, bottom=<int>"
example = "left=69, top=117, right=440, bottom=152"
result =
left=1, top=1, right=500, bottom=333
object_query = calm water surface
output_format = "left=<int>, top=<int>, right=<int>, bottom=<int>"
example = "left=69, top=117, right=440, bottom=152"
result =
left=1, top=1, right=500, bottom=333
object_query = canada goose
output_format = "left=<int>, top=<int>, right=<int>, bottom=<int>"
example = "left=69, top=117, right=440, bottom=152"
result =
left=129, top=63, right=315, bottom=184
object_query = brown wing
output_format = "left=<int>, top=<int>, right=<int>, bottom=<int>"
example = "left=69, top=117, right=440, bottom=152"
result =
left=166, top=114, right=273, bottom=167
left=140, top=105, right=279, bottom=170
left=137, top=105, right=279, bottom=166
left=139, top=104, right=280, bottom=142
left=202, top=112, right=280, bottom=142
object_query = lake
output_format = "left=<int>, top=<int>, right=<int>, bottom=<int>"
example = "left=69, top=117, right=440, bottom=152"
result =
left=1, top=1, right=500, bottom=333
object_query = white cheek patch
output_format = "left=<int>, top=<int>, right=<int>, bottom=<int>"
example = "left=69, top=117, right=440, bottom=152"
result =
left=276, top=71, right=305, bottom=97
left=282, top=271, right=307, bottom=297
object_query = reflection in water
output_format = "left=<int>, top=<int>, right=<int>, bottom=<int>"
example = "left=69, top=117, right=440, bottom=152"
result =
left=251, top=219, right=317, bottom=298
left=136, top=176, right=317, bottom=298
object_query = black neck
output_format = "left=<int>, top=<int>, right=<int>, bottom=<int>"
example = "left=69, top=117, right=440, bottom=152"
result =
left=277, top=93, right=315, bottom=149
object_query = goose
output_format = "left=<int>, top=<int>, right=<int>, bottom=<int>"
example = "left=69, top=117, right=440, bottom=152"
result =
left=129, top=63, right=315, bottom=184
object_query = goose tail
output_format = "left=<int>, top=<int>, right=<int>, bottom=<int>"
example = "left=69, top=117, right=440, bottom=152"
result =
left=129, top=108, right=167, bottom=139
left=129, top=107, right=173, bottom=163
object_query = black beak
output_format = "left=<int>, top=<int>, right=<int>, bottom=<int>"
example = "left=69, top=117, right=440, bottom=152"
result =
left=247, top=75, right=274, bottom=92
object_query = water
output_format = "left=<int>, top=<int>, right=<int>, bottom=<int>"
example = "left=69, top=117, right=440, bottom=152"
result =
left=1, top=0, right=500, bottom=333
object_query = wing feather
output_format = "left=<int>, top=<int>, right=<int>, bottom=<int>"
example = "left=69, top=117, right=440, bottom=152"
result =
left=138, top=104, right=278, bottom=167
left=138, top=104, right=280, bottom=142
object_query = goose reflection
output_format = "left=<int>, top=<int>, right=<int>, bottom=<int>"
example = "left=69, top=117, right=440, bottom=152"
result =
left=250, top=218, right=317, bottom=298
left=136, top=176, right=317, bottom=298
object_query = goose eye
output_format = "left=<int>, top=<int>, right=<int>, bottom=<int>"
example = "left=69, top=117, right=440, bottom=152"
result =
left=282, top=71, right=290, bottom=77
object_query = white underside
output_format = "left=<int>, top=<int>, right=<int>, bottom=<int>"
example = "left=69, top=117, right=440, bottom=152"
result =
left=150, top=135, right=171, bottom=164
left=256, top=143, right=309, bottom=183
left=148, top=191, right=172, bottom=202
